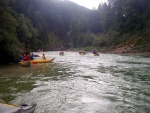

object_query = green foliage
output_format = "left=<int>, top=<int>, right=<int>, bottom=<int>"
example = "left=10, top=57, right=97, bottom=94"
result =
left=70, top=33, right=94, bottom=48
left=0, top=2, right=38, bottom=64
left=93, top=34, right=108, bottom=47
left=47, top=32, right=65, bottom=50
left=0, top=28, right=20, bottom=64
left=134, top=29, right=150, bottom=52
left=16, top=14, right=38, bottom=49
left=0, top=6, right=20, bottom=64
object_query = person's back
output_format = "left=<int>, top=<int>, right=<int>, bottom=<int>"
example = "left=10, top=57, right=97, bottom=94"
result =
left=23, top=54, right=30, bottom=61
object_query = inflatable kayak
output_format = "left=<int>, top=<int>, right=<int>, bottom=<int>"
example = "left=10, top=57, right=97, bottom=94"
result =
left=94, top=53, right=99, bottom=56
left=20, top=61, right=31, bottom=67
left=79, top=52, right=86, bottom=55
left=31, top=57, right=55, bottom=63
left=0, top=103, right=36, bottom=113
left=79, top=51, right=86, bottom=55
left=59, top=51, right=64, bottom=56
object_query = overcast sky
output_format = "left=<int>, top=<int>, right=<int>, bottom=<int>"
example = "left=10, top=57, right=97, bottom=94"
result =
left=69, top=0, right=108, bottom=9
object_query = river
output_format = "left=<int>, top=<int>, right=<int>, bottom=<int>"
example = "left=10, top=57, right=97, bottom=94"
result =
left=0, top=51, right=150, bottom=113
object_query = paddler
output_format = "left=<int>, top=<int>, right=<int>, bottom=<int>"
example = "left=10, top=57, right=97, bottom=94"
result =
left=42, top=54, right=46, bottom=60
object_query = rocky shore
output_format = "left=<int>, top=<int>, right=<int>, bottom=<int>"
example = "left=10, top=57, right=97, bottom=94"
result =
left=108, top=44, right=150, bottom=55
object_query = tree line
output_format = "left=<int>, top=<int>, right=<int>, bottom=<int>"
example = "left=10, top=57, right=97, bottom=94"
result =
left=0, top=0, right=150, bottom=64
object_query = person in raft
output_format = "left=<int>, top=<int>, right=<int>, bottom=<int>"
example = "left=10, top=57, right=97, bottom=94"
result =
left=23, top=53, right=30, bottom=61
left=42, top=54, right=46, bottom=60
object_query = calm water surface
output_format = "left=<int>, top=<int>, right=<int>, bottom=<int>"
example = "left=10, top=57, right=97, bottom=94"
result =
left=0, top=52, right=150, bottom=113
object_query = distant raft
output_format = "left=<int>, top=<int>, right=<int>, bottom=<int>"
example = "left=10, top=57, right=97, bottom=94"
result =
left=79, top=51, right=86, bottom=55
left=31, top=57, right=55, bottom=63
left=94, top=53, right=99, bottom=56
left=20, top=61, right=31, bottom=67
left=0, top=102, right=36, bottom=113
left=59, top=51, right=64, bottom=56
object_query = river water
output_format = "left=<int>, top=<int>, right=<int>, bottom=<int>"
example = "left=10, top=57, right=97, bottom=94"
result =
left=0, top=51, right=150, bottom=113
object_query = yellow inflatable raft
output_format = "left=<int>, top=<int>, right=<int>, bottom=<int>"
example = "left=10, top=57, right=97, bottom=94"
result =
left=31, top=57, right=55, bottom=63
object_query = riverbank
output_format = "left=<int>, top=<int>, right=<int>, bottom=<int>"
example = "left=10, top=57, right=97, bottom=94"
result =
left=67, top=45, right=150, bottom=56
left=107, top=44, right=150, bottom=56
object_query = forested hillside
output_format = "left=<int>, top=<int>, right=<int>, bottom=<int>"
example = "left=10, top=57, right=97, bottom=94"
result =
left=0, top=0, right=150, bottom=64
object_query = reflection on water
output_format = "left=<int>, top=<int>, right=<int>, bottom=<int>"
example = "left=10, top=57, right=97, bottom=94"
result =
left=0, top=52, right=150, bottom=113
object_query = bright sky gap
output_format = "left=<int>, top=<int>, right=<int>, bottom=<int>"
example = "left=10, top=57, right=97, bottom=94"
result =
left=69, top=0, right=108, bottom=9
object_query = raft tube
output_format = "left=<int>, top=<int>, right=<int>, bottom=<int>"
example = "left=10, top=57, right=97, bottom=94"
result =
left=0, top=103, right=36, bottom=113
left=31, top=57, right=55, bottom=63
left=20, top=61, right=31, bottom=67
